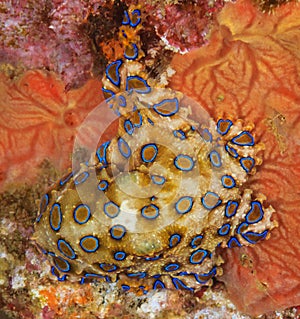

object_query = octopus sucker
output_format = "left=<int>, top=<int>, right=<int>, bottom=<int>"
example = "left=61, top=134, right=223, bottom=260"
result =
left=33, top=6, right=277, bottom=294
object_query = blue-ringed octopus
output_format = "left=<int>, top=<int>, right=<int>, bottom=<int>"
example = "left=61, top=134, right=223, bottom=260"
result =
left=33, top=6, right=277, bottom=294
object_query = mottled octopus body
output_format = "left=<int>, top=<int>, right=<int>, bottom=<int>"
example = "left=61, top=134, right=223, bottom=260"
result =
left=33, top=7, right=276, bottom=293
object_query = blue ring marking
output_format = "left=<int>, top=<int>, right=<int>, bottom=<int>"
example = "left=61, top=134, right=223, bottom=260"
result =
left=153, top=280, right=165, bottom=289
left=104, top=201, right=120, bottom=218
left=217, top=223, right=231, bottom=236
left=189, top=249, right=208, bottom=264
left=109, top=225, right=126, bottom=240
left=201, top=192, right=222, bottom=210
left=153, top=274, right=161, bottom=279
left=102, top=87, right=115, bottom=100
left=122, top=284, right=131, bottom=291
left=141, top=204, right=159, bottom=220
left=194, top=266, right=217, bottom=284
left=74, top=171, right=89, bottom=185
left=126, top=75, right=151, bottom=94
left=190, top=235, right=203, bottom=248
left=201, top=128, right=212, bottom=142
left=99, top=263, right=118, bottom=272
left=225, top=144, right=239, bottom=158
left=147, top=117, right=154, bottom=125
left=141, top=143, right=158, bottom=163
left=51, top=266, right=67, bottom=281
left=175, top=196, right=193, bottom=214
left=145, top=255, right=161, bottom=261
left=169, top=234, right=181, bottom=248
left=80, top=273, right=106, bottom=284
left=59, top=172, right=73, bottom=186
left=114, top=251, right=126, bottom=261
left=124, top=119, right=134, bottom=135
left=174, top=154, right=195, bottom=171
left=73, top=203, right=91, bottom=225
left=151, top=174, right=165, bottom=185
left=122, top=10, right=130, bottom=25
left=118, top=95, right=126, bottom=107
left=133, top=111, right=143, bottom=127
left=53, top=256, right=70, bottom=272
left=96, top=141, right=110, bottom=164
left=172, top=278, right=194, bottom=291
left=173, top=129, right=186, bottom=140
left=217, top=119, right=233, bottom=135
left=127, top=272, right=147, bottom=279
left=57, top=239, right=76, bottom=260
left=98, top=180, right=109, bottom=191
left=241, top=230, right=269, bottom=244
left=37, top=193, right=49, bottom=222
left=227, top=236, right=242, bottom=248
left=209, top=150, right=222, bottom=168
left=236, top=221, right=249, bottom=234
left=118, top=137, right=131, bottom=158
left=240, top=156, right=255, bottom=173
left=105, top=59, right=122, bottom=86
left=245, top=201, right=264, bottom=224
left=221, top=175, right=236, bottom=189
left=225, top=200, right=239, bottom=218
left=153, top=98, right=179, bottom=117
left=164, top=263, right=180, bottom=272
left=130, top=9, right=141, bottom=27
left=49, top=203, right=62, bottom=231
left=231, top=131, right=255, bottom=146
left=124, top=43, right=139, bottom=60
left=79, top=235, right=99, bottom=253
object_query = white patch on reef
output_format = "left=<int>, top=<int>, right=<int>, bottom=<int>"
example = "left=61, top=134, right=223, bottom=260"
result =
left=11, top=265, right=26, bottom=290
left=137, top=290, right=168, bottom=319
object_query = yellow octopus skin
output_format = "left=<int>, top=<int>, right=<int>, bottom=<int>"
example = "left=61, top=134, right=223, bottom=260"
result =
left=32, top=6, right=277, bottom=293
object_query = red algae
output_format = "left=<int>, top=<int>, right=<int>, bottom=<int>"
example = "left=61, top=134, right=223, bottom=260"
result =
left=170, top=0, right=300, bottom=315
left=0, top=70, right=103, bottom=191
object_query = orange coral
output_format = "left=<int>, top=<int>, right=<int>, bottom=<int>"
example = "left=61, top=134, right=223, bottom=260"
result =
left=0, top=70, right=104, bottom=191
left=170, top=0, right=300, bottom=315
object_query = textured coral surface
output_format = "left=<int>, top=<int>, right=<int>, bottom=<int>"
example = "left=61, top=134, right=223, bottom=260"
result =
left=170, top=0, right=300, bottom=315
left=0, top=70, right=103, bottom=191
